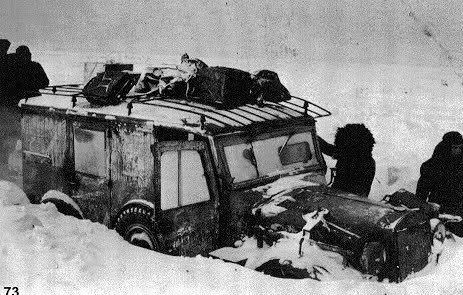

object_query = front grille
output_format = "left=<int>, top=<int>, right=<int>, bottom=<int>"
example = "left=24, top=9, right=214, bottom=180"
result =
left=395, top=222, right=431, bottom=281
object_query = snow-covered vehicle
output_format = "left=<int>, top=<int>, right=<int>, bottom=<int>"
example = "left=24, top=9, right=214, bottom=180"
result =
left=20, top=63, right=440, bottom=282
left=212, top=186, right=439, bottom=282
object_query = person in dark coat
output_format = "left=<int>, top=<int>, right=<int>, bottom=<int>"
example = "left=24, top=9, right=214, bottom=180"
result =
left=416, top=131, right=463, bottom=236
left=1, top=45, right=49, bottom=105
left=0, top=39, right=10, bottom=58
left=13, top=45, right=49, bottom=100
left=0, top=45, right=48, bottom=180
left=0, top=39, right=13, bottom=96
left=0, top=39, right=16, bottom=177
left=318, top=123, right=376, bottom=197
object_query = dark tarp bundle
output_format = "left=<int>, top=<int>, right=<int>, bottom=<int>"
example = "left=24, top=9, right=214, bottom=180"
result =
left=82, top=70, right=140, bottom=106
left=131, top=54, right=292, bottom=109
left=250, top=70, right=291, bottom=105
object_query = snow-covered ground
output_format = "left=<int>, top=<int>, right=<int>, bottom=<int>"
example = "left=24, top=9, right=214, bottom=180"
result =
left=2, top=50, right=463, bottom=294
left=1, top=180, right=463, bottom=295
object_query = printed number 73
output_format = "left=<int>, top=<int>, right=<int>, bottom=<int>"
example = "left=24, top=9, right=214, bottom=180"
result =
left=4, top=287, right=19, bottom=295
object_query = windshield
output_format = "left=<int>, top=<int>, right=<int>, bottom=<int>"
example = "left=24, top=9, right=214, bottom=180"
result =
left=222, top=131, right=319, bottom=183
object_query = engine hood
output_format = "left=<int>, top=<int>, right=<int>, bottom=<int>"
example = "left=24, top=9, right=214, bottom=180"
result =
left=246, top=173, right=429, bottom=239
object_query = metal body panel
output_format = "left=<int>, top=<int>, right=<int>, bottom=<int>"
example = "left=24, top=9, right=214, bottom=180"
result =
left=158, top=202, right=218, bottom=256
left=248, top=184, right=432, bottom=281
left=21, top=113, right=69, bottom=202
left=109, top=125, right=156, bottom=220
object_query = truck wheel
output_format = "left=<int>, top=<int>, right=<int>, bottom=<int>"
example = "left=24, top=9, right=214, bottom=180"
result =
left=359, top=241, right=387, bottom=276
left=41, top=198, right=84, bottom=219
left=115, top=206, right=161, bottom=251
left=41, top=190, right=84, bottom=219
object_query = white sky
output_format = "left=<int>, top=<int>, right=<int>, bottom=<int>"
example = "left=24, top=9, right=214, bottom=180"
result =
left=2, top=0, right=463, bottom=67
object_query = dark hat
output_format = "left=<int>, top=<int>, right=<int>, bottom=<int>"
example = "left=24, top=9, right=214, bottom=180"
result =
left=442, top=131, right=463, bottom=145
left=0, top=39, right=11, bottom=51
left=16, top=45, right=31, bottom=56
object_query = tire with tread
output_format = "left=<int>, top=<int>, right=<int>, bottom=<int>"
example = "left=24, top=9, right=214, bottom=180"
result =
left=115, top=205, right=161, bottom=251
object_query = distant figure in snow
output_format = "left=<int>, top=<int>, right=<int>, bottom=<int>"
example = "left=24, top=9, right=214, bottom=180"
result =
left=0, top=39, right=17, bottom=180
left=0, top=44, right=48, bottom=182
left=416, top=131, right=463, bottom=236
left=0, top=39, right=14, bottom=97
left=0, top=39, right=10, bottom=59
left=13, top=45, right=49, bottom=100
left=318, top=123, right=376, bottom=197
left=0, top=45, right=49, bottom=106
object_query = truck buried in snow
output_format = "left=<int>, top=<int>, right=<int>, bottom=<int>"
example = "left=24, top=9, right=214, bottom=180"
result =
left=20, top=63, right=442, bottom=282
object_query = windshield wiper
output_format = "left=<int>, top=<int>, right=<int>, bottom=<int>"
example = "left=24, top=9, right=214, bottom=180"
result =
left=243, top=143, right=259, bottom=176
left=279, top=133, right=295, bottom=156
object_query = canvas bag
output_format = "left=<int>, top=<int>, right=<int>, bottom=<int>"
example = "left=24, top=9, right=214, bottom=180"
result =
left=188, top=66, right=254, bottom=109
left=251, top=70, right=291, bottom=104
left=82, top=71, right=139, bottom=106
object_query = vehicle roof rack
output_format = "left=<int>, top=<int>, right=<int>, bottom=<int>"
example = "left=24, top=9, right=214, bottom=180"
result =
left=39, top=84, right=331, bottom=131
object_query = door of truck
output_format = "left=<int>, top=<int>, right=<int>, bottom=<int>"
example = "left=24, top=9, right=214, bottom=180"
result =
left=153, top=140, right=219, bottom=256
left=70, top=121, right=112, bottom=225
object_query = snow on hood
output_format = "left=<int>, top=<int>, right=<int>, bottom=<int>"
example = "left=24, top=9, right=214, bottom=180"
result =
left=251, top=173, right=322, bottom=218
left=253, top=173, right=322, bottom=198
left=251, top=195, right=295, bottom=217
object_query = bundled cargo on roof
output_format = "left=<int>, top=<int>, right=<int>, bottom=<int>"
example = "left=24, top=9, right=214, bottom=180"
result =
left=251, top=70, right=291, bottom=104
left=188, top=66, right=254, bottom=109
left=127, top=53, right=292, bottom=109
left=79, top=54, right=292, bottom=108
left=81, top=63, right=140, bottom=106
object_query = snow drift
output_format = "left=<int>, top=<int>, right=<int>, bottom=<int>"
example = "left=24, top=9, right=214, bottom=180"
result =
left=0, top=180, right=462, bottom=294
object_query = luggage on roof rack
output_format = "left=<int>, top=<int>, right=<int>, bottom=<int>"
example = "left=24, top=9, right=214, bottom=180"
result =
left=41, top=57, right=324, bottom=117
left=187, top=66, right=254, bottom=109
left=187, top=67, right=292, bottom=109
left=251, top=70, right=291, bottom=104
left=82, top=64, right=140, bottom=106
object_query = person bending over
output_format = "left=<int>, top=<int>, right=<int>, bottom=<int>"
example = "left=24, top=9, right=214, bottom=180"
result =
left=416, top=131, right=463, bottom=236
left=318, top=123, right=376, bottom=197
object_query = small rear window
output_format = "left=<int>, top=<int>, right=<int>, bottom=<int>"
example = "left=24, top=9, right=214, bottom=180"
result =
left=74, top=127, right=106, bottom=177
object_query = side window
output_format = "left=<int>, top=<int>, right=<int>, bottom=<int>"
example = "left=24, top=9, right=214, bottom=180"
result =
left=160, top=151, right=179, bottom=210
left=160, top=150, right=210, bottom=210
left=74, top=127, right=106, bottom=177
left=223, top=143, right=258, bottom=182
